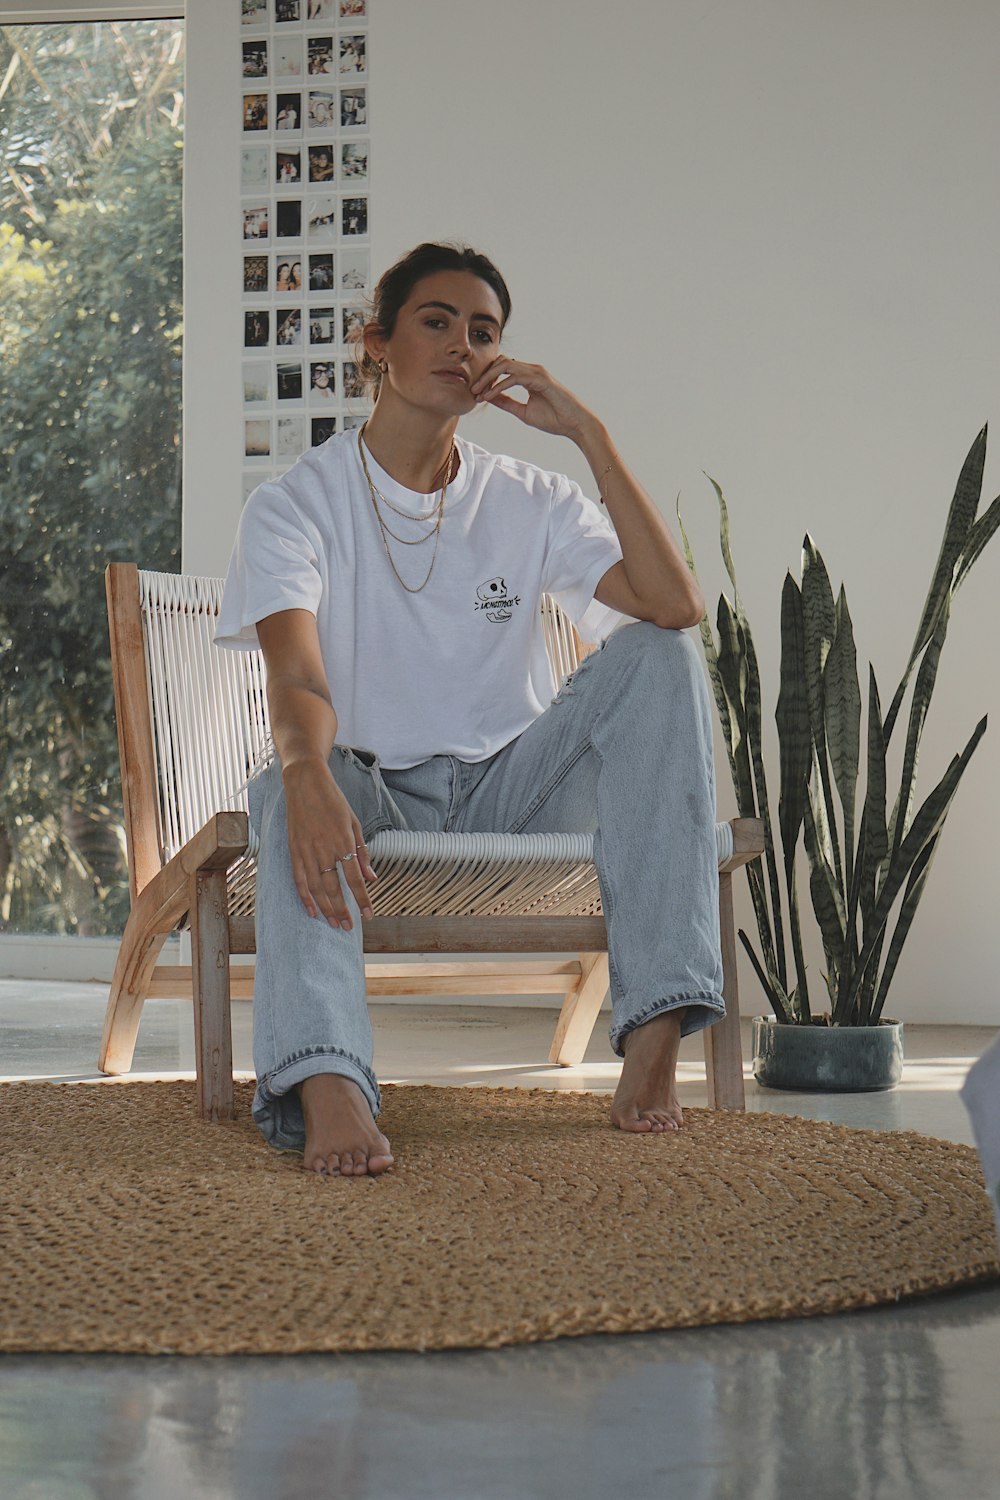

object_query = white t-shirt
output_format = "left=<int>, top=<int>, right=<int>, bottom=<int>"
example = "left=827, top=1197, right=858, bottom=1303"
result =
left=213, top=428, right=631, bottom=769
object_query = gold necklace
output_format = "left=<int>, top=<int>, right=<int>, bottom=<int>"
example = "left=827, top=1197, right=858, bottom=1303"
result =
left=362, top=445, right=455, bottom=529
left=357, top=422, right=458, bottom=594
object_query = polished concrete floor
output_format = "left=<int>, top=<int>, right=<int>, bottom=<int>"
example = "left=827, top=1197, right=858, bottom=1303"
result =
left=2, top=978, right=999, bottom=1500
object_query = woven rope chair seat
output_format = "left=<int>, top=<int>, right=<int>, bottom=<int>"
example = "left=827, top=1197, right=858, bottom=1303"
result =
left=217, top=824, right=736, bottom=928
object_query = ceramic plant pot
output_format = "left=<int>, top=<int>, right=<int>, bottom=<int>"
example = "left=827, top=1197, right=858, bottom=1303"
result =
left=751, top=1015, right=904, bottom=1093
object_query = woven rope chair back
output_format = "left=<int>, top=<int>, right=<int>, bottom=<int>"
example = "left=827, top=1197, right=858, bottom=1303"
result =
left=137, top=569, right=583, bottom=871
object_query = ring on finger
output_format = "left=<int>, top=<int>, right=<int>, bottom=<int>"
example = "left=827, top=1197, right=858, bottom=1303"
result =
left=319, top=852, right=355, bottom=872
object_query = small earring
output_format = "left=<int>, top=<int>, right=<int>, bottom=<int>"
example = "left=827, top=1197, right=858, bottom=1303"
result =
left=377, top=358, right=388, bottom=373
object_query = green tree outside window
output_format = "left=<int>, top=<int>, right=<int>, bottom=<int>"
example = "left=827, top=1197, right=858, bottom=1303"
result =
left=0, top=20, right=183, bottom=937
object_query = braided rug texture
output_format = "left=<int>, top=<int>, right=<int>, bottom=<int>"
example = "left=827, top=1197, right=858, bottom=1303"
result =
left=3, top=1081, right=997, bottom=1355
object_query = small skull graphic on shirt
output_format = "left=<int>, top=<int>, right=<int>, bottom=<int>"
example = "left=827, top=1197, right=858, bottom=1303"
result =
left=475, top=576, right=521, bottom=623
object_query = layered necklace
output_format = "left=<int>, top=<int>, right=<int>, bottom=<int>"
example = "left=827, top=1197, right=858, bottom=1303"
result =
left=357, top=420, right=459, bottom=594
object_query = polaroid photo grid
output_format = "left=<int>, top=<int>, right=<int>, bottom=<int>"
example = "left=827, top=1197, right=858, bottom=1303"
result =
left=241, top=0, right=371, bottom=494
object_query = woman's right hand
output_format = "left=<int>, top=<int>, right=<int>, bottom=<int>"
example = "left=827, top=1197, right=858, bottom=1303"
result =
left=282, top=761, right=378, bottom=932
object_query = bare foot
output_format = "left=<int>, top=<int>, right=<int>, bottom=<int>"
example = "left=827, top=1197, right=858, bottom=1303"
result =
left=610, top=1009, right=686, bottom=1133
left=298, top=1073, right=394, bottom=1176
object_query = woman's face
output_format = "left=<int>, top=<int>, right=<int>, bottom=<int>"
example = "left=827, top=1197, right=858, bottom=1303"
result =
left=370, top=269, right=504, bottom=418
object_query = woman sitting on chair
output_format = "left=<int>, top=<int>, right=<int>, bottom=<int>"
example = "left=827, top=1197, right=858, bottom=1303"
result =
left=214, top=241, right=722, bottom=1179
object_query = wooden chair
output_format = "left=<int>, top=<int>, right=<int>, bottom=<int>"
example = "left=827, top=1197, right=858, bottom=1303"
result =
left=100, top=562, right=764, bottom=1120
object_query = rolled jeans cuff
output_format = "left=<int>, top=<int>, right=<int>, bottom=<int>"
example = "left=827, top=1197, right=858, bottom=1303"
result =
left=251, top=1047, right=382, bottom=1151
left=609, top=992, right=726, bottom=1059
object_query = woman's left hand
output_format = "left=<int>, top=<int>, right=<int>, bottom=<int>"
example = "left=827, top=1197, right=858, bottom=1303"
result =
left=469, top=356, right=596, bottom=441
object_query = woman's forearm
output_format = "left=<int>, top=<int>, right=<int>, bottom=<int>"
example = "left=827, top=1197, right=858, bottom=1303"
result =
left=574, top=417, right=704, bottom=628
left=267, top=676, right=339, bottom=780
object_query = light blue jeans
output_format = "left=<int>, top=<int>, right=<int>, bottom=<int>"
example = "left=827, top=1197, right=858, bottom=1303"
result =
left=246, top=620, right=725, bottom=1149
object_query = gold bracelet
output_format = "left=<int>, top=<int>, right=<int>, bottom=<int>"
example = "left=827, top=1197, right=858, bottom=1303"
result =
left=597, top=463, right=613, bottom=505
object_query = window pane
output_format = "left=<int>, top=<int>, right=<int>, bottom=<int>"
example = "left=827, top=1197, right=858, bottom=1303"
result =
left=0, top=20, right=183, bottom=939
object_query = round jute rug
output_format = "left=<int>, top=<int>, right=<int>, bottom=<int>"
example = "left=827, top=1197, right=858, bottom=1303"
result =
left=4, top=1081, right=998, bottom=1355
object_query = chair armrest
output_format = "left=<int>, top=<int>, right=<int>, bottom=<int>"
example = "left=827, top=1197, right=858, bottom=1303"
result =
left=129, top=811, right=250, bottom=933
left=719, top=818, right=765, bottom=873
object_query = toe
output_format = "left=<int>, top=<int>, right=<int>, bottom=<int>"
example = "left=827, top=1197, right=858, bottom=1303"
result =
left=611, top=1102, right=648, bottom=1131
left=352, top=1152, right=369, bottom=1174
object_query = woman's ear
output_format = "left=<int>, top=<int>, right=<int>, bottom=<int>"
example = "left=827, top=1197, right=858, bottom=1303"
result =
left=361, top=323, right=384, bottom=366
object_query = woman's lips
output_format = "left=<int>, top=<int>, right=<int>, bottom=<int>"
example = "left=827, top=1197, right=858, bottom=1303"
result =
left=434, top=370, right=469, bottom=384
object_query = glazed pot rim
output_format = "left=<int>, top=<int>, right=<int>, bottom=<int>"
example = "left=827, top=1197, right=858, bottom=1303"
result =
left=751, top=1014, right=902, bottom=1029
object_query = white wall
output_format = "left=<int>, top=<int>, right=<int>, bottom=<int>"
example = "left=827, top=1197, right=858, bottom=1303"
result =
left=182, top=0, right=240, bottom=565
left=185, top=0, right=1000, bottom=1026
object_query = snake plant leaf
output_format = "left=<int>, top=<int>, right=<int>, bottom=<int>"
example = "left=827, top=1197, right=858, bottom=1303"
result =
left=676, top=501, right=742, bottom=777
left=731, top=609, right=785, bottom=972
left=838, top=797, right=868, bottom=1020
left=776, top=579, right=814, bottom=1022
left=807, top=741, right=838, bottom=876
left=787, top=850, right=811, bottom=1019
left=907, top=423, right=984, bottom=662
left=955, top=489, right=1000, bottom=592
left=837, top=677, right=883, bottom=1020
left=804, top=789, right=846, bottom=980
left=739, top=606, right=787, bottom=987
left=703, top=473, right=741, bottom=607
left=886, top=425, right=985, bottom=743
left=776, top=573, right=811, bottom=883
left=703, top=625, right=741, bottom=774
left=745, top=859, right=782, bottom=987
left=859, top=665, right=888, bottom=943
left=801, top=536, right=837, bottom=751
left=824, top=585, right=861, bottom=888
left=845, top=714, right=987, bottom=1014
left=738, top=929, right=794, bottom=1022
left=801, top=539, right=843, bottom=889
left=869, top=831, right=941, bottom=1026
left=886, top=603, right=949, bottom=876
left=717, top=595, right=755, bottom=812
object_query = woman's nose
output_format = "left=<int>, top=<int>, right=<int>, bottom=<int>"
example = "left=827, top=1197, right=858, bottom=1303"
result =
left=448, top=326, right=472, bottom=356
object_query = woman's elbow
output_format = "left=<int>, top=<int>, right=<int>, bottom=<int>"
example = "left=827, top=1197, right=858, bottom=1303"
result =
left=656, top=589, right=705, bottom=631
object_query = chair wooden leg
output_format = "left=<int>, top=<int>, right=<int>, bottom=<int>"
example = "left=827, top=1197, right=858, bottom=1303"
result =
left=548, top=952, right=609, bottom=1065
left=190, top=869, right=235, bottom=1122
left=704, top=870, right=746, bottom=1110
left=99, top=916, right=172, bottom=1074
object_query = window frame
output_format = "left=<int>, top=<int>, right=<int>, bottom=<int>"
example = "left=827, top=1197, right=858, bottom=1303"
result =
left=0, top=5, right=181, bottom=22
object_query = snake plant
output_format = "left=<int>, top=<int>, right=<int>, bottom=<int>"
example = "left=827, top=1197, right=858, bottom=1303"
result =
left=678, top=425, right=1000, bottom=1026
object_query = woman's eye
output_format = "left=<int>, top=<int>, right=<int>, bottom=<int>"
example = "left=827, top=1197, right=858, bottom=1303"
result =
left=425, top=318, right=446, bottom=329
left=473, top=329, right=494, bottom=343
